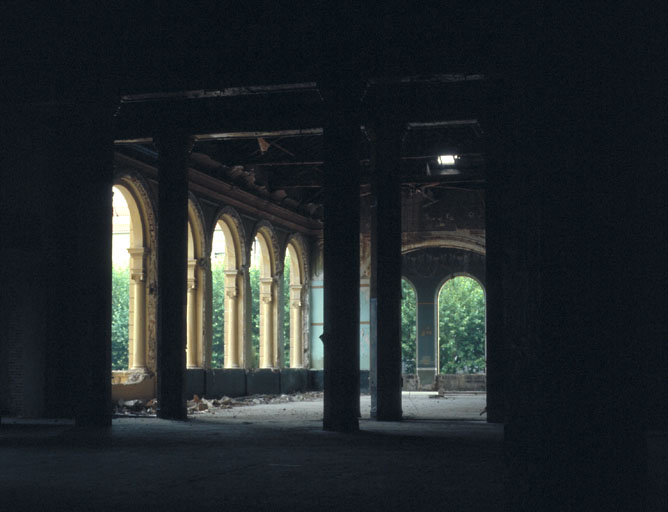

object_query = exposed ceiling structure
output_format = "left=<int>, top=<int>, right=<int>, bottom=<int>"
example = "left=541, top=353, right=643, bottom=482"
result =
left=114, top=76, right=487, bottom=222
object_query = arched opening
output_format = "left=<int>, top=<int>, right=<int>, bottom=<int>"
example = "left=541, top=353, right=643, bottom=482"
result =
left=437, top=276, right=486, bottom=375
left=251, top=228, right=278, bottom=369
left=111, top=184, right=147, bottom=371
left=401, top=278, right=417, bottom=375
left=282, top=240, right=305, bottom=368
left=211, top=214, right=243, bottom=368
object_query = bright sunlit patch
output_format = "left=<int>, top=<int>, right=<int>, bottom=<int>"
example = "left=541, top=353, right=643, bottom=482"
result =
left=437, top=154, right=457, bottom=166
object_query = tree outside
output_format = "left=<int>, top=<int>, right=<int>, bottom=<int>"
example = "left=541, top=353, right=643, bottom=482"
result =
left=111, top=265, right=129, bottom=370
left=438, top=276, right=485, bottom=374
left=211, top=260, right=225, bottom=368
left=282, top=252, right=291, bottom=367
left=249, top=265, right=260, bottom=367
left=401, top=279, right=417, bottom=373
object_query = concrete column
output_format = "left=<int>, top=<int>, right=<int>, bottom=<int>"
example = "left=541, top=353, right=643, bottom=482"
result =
left=289, top=285, right=304, bottom=368
left=320, top=77, right=361, bottom=432
left=186, top=259, right=198, bottom=368
left=224, top=271, right=239, bottom=368
left=155, top=131, right=192, bottom=421
left=259, top=278, right=274, bottom=368
left=368, top=115, right=403, bottom=421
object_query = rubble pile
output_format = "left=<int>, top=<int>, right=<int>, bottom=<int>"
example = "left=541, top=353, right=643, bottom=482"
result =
left=113, top=391, right=323, bottom=417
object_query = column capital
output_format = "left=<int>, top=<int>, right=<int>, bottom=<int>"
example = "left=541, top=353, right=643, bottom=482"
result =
left=131, top=271, right=145, bottom=283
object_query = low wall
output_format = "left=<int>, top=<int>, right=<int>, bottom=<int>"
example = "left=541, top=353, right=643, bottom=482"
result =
left=432, top=373, right=486, bottom=392
left=111, top=371, right=156, bottom=402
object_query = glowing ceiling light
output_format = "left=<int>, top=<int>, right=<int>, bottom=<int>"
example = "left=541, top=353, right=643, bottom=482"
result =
left=437, top=154, right=457, bottom=166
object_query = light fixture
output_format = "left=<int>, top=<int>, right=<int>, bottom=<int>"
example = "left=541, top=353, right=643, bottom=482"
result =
left=437, top=154, right=457, bottom=166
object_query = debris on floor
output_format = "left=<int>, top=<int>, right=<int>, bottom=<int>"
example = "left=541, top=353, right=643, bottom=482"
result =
left=113, top=392, right=324, bottom=417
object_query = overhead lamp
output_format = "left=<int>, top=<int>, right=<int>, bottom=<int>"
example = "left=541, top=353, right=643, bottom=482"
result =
left=437, top=154, right=457, bottom=166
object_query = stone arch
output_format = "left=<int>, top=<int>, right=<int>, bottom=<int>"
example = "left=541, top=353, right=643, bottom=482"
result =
left=402, top=236, right=485, bottom=256
left=435, top=273, right=487, bottom=376
left=284, top=233, right=309, bottom=368
left=251, top=221, right=280, bottom=368
left=435, top=272, right=486, bottom=300
left=211, top=206, right=247, bottom=368
left=112, top=172, right=157, bottom=376
left=186, top=194, right=207, bottom=368
left=401, top=247, right=485, bottom=387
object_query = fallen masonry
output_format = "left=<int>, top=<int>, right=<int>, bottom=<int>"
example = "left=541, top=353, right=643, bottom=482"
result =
left=114, top=392, right=324, bottom=417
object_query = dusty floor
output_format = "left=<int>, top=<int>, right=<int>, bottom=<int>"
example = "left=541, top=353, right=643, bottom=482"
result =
left=1, top=393, right=666, bottom=511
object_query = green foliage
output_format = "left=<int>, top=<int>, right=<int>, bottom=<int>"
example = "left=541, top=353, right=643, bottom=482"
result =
left=249, top=266, right=260, bottom=367
left=111, top=266, right=129, bottom=371
left=282, top=253, right=291, bottom=367
left=211, top=260, right=225, bottom=368
left=401, top=279, right=417, bottom=373
left=438, top=276, right=485, bottom=374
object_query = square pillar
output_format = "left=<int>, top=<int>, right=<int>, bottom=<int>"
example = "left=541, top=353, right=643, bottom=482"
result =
left=70, top=105, right=115, bottom=427
left=155, top=131, right=193, bottom=420
left=368, top=116, right=403, bottom=421
left=320, top=77, right=362, bottom=432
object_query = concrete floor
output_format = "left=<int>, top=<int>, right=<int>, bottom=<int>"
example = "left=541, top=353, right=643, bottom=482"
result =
left=1, top=393, right=666, bottom=511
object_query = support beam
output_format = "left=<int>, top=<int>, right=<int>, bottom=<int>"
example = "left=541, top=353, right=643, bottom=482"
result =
left=155, top=131, right=192, bottom=420
left=321, top=78, right=361, bottom=432
left=369, top=117, right=404, bottom=421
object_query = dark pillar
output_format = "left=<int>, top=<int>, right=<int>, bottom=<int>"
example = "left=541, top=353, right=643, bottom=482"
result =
left=1, top=103, right=113, bottom=426
left=320, top=78, right=361, bottom=432
left=155, top=131, right=192, bottom=421
left=368, top=118, right=403, bottom=421
left=489, top=9, right=648, bottom=508
left=70, top=106, right=115, bottom=427
left=482, top=87, right=508, bottom=425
